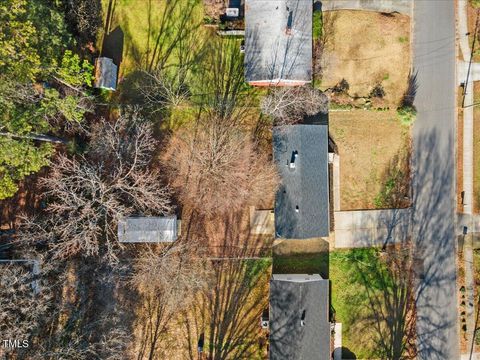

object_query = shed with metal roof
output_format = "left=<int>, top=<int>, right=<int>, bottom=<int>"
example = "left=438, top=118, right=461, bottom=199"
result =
left=94, top=57, right=118, bottom=91
left=117, top=216, right=178, bottom=243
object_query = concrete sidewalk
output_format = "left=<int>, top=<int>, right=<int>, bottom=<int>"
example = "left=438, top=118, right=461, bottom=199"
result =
left=334, top=208, right=411, bottom=248
left=458, top=61, right=480, bottom=84
left=319, top=0, right=412, bottom=15
left=459, top=0, right=476, bottom=354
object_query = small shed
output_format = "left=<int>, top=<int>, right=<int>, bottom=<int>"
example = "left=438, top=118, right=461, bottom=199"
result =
left=117, top=216, right=178, bottom=243
left=94, top=57, right=118, bottom=91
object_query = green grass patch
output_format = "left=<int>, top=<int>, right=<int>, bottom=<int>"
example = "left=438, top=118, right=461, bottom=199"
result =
left=99, top=0, right=206, bottom=75
left=472, top=0, right=480, bottom=8
left=273, top=248, right=394, bottom=359
left=329, top=248, right=391, bottom=359
left=397, top=105, right=416, bottom=126
left=313, top=11, right=323, bottom=40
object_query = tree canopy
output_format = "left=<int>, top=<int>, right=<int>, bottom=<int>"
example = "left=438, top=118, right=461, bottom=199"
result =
left=0, top=0, right=94, bottom=200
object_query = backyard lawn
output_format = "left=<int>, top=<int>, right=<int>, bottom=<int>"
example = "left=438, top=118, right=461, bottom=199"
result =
left=329, top=109, right=411, bottom=210
left=319, top=10, right=411, bottom=107
left=99, top=0, right=206, bottom=76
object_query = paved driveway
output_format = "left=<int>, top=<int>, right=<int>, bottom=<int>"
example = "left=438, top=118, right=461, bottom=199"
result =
left=334, top=209, right=411, bottom=248
left=412, top=1, right=459, bottom=358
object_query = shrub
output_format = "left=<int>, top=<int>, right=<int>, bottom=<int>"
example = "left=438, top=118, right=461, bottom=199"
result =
left=313, top=11, right=323, bottom=40
left=333, top=78, right=349, bottom=94
left=397, top=105, right=416, bottom=125
left=370, top=84, right=386, bottom=99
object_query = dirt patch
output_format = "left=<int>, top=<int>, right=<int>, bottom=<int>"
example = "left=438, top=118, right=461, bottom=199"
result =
left=319, top=10, right=411, bottom=107
left=329, top=109, right=411, bottom=210
left=203, top=0, right=227, bottom=21
left=273, top=238, right=329, bottom=255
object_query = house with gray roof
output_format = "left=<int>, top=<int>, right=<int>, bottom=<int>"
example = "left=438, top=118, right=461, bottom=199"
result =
left=244, top=0, right=312, bottom=86
left=94, top=57, right=118, bottom=91
left=269, top=274, right=331, bottom=360
left=117, top=216, right=178, bottom=243
left=273, top=124, right=330, bottom=239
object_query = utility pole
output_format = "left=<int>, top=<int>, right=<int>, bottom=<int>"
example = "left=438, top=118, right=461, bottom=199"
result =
left=463, top=9, right=480, bottom=108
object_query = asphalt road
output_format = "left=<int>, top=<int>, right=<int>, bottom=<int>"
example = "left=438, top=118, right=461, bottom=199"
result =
left=412, top=1, right=459, bottom=359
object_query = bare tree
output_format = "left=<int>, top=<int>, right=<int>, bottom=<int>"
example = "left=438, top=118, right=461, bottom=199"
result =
left=65, top=0, right=103, bottom=44
left=0, top=261, right=51, bottom=358
left=37, top=312, right=131, bottom=360
left=138, top=68, right=191, bottom=112
left=130, top=241, right=211, bottom=360
left=18, top=111, right=172, bottom=264
left=261, top=86, right=329, bottom=126
left=162, top=115, right=278, bottom=217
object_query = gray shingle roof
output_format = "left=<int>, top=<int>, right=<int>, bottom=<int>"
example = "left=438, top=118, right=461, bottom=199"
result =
left=269, top=274, right=330, bottom=360
left=94, top=57, right=118, bottom=91
left=273, top=124, right=330, bottom=239
left=117, top=216, right=178, bottom=243
left=244, top=0, right=312, bottom=85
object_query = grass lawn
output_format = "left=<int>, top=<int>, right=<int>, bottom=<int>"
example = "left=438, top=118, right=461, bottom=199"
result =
left=320, top=10, right=411, bottom=107
left=330, top=249, right=380, bottom=359
left=467, top=1, right=480, bottom=62
left=329, top=109, right=411, bottom=210
left=99, top=0, right=206, bottom=76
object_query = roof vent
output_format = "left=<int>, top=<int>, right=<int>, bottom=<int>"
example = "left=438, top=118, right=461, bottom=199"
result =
left=289, top=151, right=298, bottom=169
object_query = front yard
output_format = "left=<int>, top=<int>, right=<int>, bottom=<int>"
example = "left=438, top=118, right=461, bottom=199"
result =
left=273, top=247, right=416, bottom=359
left=318, top=10, right=411, bottom=107
left=329, top=109, right=411, bottom=210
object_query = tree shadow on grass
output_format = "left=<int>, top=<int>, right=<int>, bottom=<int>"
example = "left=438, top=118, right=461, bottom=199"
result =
left=181, top=210, right=271, bottom=360
left=347, top=129, right=458, bottom=359
left=374, top=140, right=412, bottom=209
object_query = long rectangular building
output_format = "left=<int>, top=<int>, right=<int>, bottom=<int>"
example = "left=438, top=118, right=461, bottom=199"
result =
left=244, top=0, right=312, bottom=86
left=273, top=124, right=330, bottom=239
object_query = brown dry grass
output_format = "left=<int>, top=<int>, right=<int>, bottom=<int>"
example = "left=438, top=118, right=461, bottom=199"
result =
left=467, top=3, right=480, bottom=62
left=320, top=10, right=411, bottom=107
left=203, top=0, right=226, bottom=20
left=473, top=82, right=480, bottom=213
left=329, top=109, right=410, bottom=210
